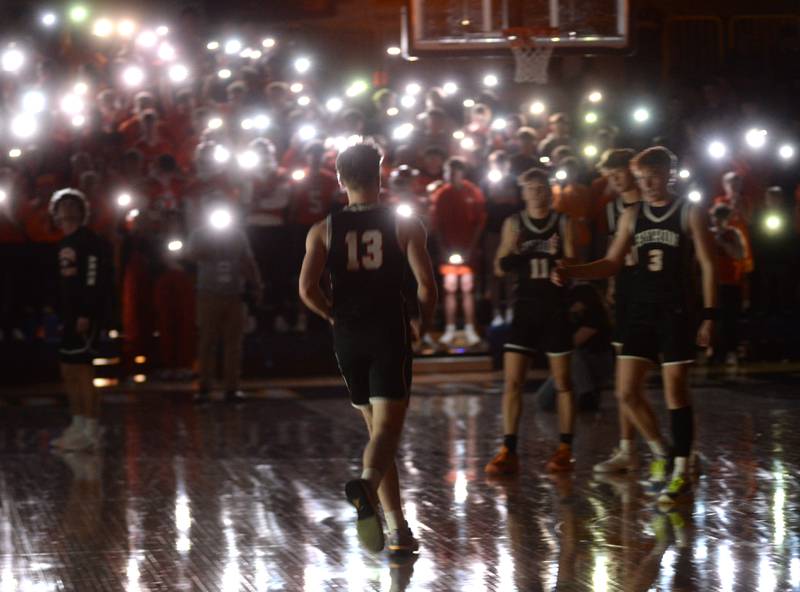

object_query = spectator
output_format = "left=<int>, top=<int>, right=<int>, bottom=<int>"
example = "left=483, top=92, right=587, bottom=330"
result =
left=538, top=113, right=572, bottom=158
left=509, top=127, right=540, bottom=178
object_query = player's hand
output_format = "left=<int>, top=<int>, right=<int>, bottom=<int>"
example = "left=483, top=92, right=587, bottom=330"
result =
left=551, top=261, right=569, bottom=287
left=696, top=320, right=714, bottom=349
left=76, top=317, right=90, bottom=335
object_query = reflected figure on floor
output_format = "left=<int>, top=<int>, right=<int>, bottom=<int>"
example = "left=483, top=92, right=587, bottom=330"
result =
left=56, top=452, right=103, bottom=543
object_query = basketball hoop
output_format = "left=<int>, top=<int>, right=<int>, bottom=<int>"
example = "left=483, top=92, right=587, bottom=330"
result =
left=504, top=27, right=559, bottom=85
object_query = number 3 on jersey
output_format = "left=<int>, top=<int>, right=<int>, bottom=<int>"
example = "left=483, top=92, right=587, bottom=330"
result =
left=647, top=248, right=663, bottom=272
left=530, top=258, right=549, bottom=279
left=345, top=230, right=383, bottom=271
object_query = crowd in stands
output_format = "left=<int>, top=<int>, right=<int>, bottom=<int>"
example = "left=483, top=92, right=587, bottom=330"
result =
left=1, top=7, right=799, bottom=382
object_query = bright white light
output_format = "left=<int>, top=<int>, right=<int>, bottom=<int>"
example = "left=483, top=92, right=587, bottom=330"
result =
left=156, top=25, right=169, bottom=36
left=157, top=42, right=176, bottom=61
left=122, top=66, right=145, bottom=87
left=8, top=148, right=22, bottom=159
left=298, top=125, right=316, bottom=142
left=584, top=111, right=598, bottom=124
left=262, top=38, right=276, bottom=48
left=69, top=5, right=89, bottom=23
left=386, top=46, right=402, bottom=56
left=400, top=95, right=416, bottom=109
left=239, top=48, right=253, bottom=59
left=460, top=137, right=475, bottom=150
left=240, top=118, right=253, bottom=130
left=326, top=97, right=343, bottom=113
left=209, top=208, right=232, bottom=230
left=483, top=74, right=499, bottom=87
left=22, top=90, right=46, bottom=114
left=71, top=114, right=85, bottom=127
left=386, top=107, right=399, bottom=117
left=396, top=204, right=413, bottom=218
left=633, top=107, right=650, bottom=123
left=442, top=81, right=458, bottom=95
left=392, top=123, right=414, bottom=141
left=207, top=117, right=223, bottom=130
left=217, top=69, right=231, bottom=80
left=60, top=93, right=84, bottom=115
left=298, top=95, right=311, bottom=107
left=249, top=50, right=262, bottom=60
left=117, top=19, right=137, bottom=38
left=92, top=18, right=113, bottom=38
left=117, top=193, right=132, bottom=207
left=253, top=114, right=270, bottom=130
left=449, top=253, right=464, bottom=265
left=679, top=168, right=691, bottom=179
left=11, top=114, right=37, bottom=139
left=492, top=118, right=507, bottom=131
left=708, top=140, right=727, bottom=159
left=463, top=99, right=476, bottom=108
left=0, top=190, right=6, bottom=203
left=291, top=169, right=306, bottom=181
left=206, top=40, right=219, bottom=51
left=41, top=12, right=57, bottom=27
left=73, top=81, right=88, bottom=95
left=237, top=150, right=260, bottom=170
left=290, top=82, right=304, bottom=93
left=224, top=39, right=242, bottom=55
left=779, top=144, right=794, bottom=160
left=688, top=190, right=702, bottom=203
left=530, top=100, right=546, bottom=115
left=765, top=214, right=782, bottom=232
left=539, top=156, right=551, bottom=164
left=588, top=90, right=603, bottom=103
left=406, top=82, right=422, bottom=96
left=168, top=64, right=189, bottom=83
left=452, top=130, right=465, bottom=140
left=168, top=239, right=183, bottom=252
left=744, top=128, right=767, bottom=149
left=555, top=169, right=567, bottom=181
left=126, top=208, right=140, bottom=221
left=137, top=30, right=158, bottom=48
left=488, top=169, right=503, bottom=183
left=213, top=144, right=230, bottom=163
left=346, top=80, right=369, bottom=98
left=2, top=48, right=25, bottom=73
left=583, top=144, right=598, bottom=158
left=294, top=57, right=311, bottom=74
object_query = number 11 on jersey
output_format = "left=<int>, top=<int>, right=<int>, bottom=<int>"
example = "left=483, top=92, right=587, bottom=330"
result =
left=530, top=258, right=549, bottom=279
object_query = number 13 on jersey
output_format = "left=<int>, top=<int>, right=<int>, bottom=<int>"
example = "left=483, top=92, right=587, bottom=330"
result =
left=345, top=230, right=383, bottom=270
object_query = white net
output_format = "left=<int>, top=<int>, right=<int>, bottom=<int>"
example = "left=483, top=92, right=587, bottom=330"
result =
left=510, top=42, right=553, bottom=84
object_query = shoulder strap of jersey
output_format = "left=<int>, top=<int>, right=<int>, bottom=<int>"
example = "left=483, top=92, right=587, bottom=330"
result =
left=628, top=203, right=642, bottom=236
left=558, top=212, right=569, bottom=240
left=324, top=213, right=332, bottom=251
left=606, top=200, right=617, bottom=234
left=680, top=200, right=692, bottom=235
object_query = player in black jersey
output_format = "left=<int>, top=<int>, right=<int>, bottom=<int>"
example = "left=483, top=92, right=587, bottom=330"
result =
left=49, top=189, right=108, bottom=452
left=299, top=143, right=437, bottom=554
left=556, top=147, right=717, bottom=506
left=484, top=168, right=578, bottom=476
left=593, top=149, right=658, bottom=474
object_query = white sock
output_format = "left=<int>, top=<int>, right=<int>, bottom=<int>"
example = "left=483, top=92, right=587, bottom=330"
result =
left=444, top=324, right=455, bottom=333
left=619, top=439, right=634, bottom=454
left=85, top=418, right=99, bottom=436
left=385, top=510, right=406, bottom=533
left=465, top=323, right=476, bottom=332
left=361, top=468, right=382, bottom=491
left=673, top=456, right=688, bottom=476
left=647, top=440, right=668, bottom=458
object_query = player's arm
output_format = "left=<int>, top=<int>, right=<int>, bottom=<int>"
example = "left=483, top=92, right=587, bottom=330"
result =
left=689, top=205, right=718, bottom=348
left=561, top=215, right=578, bottom=263
left=77, top=237, right=103, bottom=332
left=298, top=221, right=333, bottom=323
left=493, top=216, right=520, bottom=277
left=558, top=205, right=636, bottom=281
left=402, top=217, right=438, bottom=334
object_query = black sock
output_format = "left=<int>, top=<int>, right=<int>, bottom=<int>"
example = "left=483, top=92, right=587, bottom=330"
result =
left=670, top=406, right=694, bottom=458
left=559, top=433, right=573, bottom=446
left=503, top=434, right=517, bottom=453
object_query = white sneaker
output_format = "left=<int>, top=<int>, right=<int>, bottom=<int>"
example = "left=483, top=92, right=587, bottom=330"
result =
left=438, top=328, right=456, bottom=345
left=274, top=316, right=290, bottom=333
left=464, top=327, right=481, bottom=346
left=504, top=308, right=514, bottom=324
left=593, top=448, right=637, bottom=473
left=56, top=428, right=97, bottom=452
left=52, top=420, right=82, bottom=449
left=491, top=314, right=505, bottom=327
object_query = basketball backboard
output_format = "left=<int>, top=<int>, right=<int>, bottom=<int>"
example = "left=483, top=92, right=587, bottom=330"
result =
left=403, top=0, right=629, bottom=56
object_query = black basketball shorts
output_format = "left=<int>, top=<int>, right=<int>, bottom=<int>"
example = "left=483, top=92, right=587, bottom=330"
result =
left=59, top=317, right=98, bottom=365
left=504, top=300, right=573, bottom=358
left=619, top=301, right=696, bottom=365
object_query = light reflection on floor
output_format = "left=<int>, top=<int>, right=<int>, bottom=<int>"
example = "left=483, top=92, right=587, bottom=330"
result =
left=0, top=378, right=799, bottom=591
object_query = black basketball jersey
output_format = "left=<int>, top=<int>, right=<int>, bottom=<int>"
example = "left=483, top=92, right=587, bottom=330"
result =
left=631, top=198, right=694, bottom=305
left=606, top=197, right=639, bottom=292
left=327, top=204, right=406, bottom=321
left=512, top=210, right=566, bottom=304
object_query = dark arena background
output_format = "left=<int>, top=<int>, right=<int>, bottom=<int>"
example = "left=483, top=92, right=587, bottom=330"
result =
left=0, top=0, right=799, bottom=590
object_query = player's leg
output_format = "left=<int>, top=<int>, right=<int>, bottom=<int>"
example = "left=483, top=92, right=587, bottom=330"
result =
left=77, top=360, right=101, bottom=445
left=460, top=272, right=480, bottom=345
left=52, top=362, right=83, bottom=448
left=439, top=272, right=458, bottom=344
left=485, top=351, right=529, bottom=475
left=658, top=362, right=694, bottom=505
left=545, top=352, right=576, bottom=472
left=221, top=296, right=245, bottom=402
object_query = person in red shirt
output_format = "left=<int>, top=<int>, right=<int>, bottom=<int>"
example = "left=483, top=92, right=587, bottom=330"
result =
left=133, top=110, right=175, bottom=169
left=429, top=157, right=487, bottom=346
left=118, top=92, right=158, bottom=148
left=710, top=204, right=746, bottom=365
left=712, top=171, right=754, bottom=305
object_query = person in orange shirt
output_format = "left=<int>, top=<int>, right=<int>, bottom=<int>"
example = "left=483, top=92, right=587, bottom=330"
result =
left=712, top=171, right=754, bottom=304
left=117, top=92, right=158, bottom=148
left=710, top=204, right=746, bottom=365
left=552, top=157, right=592, bottom=261
left=429, top=157, right=487, bottom=346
